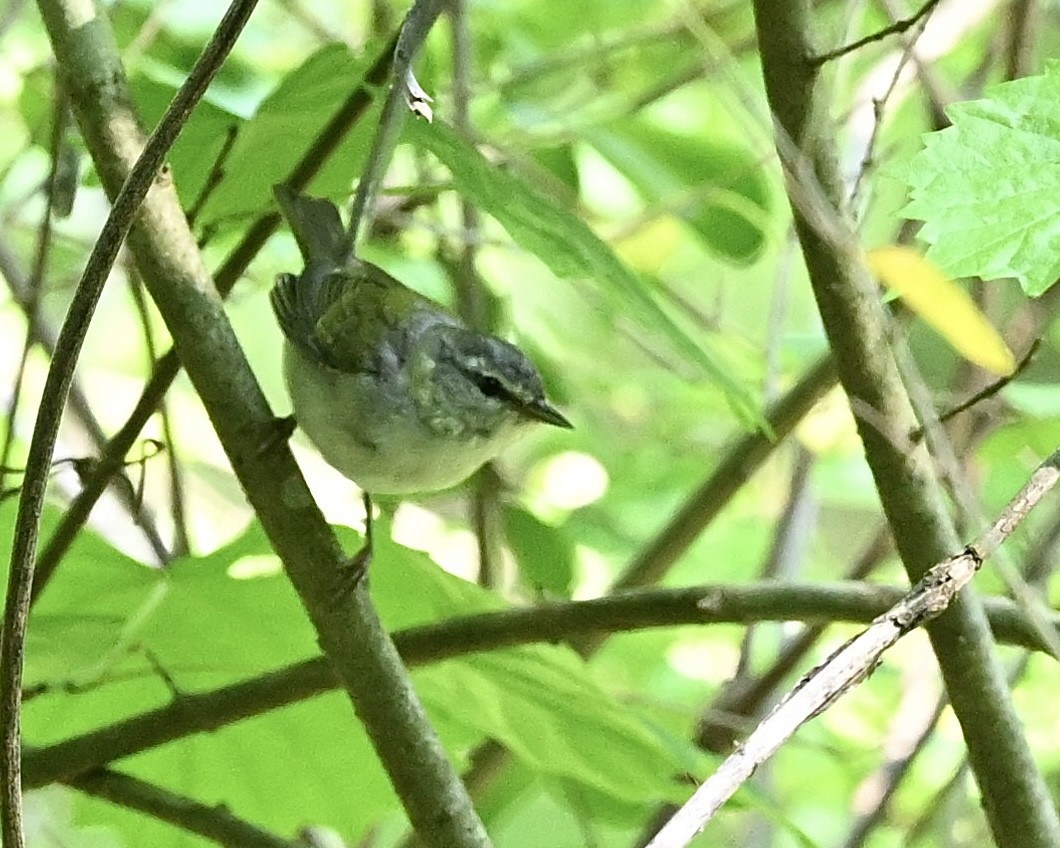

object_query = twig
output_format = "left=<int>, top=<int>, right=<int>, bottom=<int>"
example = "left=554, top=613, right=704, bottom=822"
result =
left=448, top=0, right=504, bottom=588
left=0, top=83, right=65, bottom=494
left=0, top=235, right=170, bottom=564
left=910, top=339, right=1041, bottom=441
left=344, top=0, right=447, bottom=258
left=810, top=0, right=941, bottom=65
left=126, top=262, right=189, bottom=558
left=2, top=3, right=260, bottom=845
left=606, top=354, right=837, bottom=595
left=644, top=446, right=1060, bottom=847
left=185, top=123, right=239, bottom=229
left=839, top=695, right=946, bottom=848
left=69, top=767, right=299, bottom=848
left=849, top=15, right=930, bottom=208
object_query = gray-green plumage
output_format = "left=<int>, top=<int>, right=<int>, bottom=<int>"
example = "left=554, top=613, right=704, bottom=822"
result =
left=270, top=186, right=570, bottom=495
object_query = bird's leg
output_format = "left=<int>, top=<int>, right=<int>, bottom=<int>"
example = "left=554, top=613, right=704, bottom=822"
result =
left=257, top=414, right=298, bottom=456
left=335, top=490, right=374, bottom=598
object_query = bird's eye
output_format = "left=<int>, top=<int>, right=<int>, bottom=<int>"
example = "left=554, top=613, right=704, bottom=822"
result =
left=475, top=374, right=507, bottom=399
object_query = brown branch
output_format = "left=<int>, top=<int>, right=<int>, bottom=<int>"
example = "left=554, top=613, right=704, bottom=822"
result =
left=70, top=767, right=299, bottom=848
left=810, top=0, right=941, bottom=65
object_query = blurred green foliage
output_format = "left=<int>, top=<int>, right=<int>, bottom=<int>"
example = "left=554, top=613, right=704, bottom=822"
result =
left=2, top=1, right=1060, bottom=847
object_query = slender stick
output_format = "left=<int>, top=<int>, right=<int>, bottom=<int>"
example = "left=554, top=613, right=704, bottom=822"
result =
left=3, top=3, right=260, bottom=844
left=344, top=0, right=446, bottom=258
left=645, top=448, right=1060, bottom=848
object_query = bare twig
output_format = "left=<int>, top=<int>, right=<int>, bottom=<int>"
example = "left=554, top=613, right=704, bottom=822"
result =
left=644, top=447, right=1060, bottom=847
left=811, top=0, right=942, bottom=65
left=126, top=262, right=189, bottom=558
left=344, top=0, right=446, bottom=257
left=3, top=2, right=260, bottom=844
left=910, top=339, right=1041, bottom=441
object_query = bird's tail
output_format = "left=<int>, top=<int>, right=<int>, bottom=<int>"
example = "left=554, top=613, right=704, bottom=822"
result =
left=273, top=184, right=347, bottom=266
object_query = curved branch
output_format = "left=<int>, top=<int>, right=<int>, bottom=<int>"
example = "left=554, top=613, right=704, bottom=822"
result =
left=4, top=3, right=259, bottom=845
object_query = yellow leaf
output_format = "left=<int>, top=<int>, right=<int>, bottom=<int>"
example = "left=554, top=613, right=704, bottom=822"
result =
left=866, top=246, right=1015, bottom=375
left=613, top=215, right=683, bottom=275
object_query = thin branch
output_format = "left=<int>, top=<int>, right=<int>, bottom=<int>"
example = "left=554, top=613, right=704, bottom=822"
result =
left=0, top=82, right=65, bottom=494
left=0, top=235, right=170, bottom=566
left=4, top=3, right=260, bottom=845
left=30, top=31, right=399, bottom=604
left=69, top=767, right=299, bottom=848
left=186, top=123, right=239, bottom=229
left=126, top=262, right=188, bottom=558
left=838, top=695, right=947, bottom=848
left=449, top=0, right=503, bottom=588
left=645, top=446, right=1060, bottom=848
left=21, top=578, right=1059, bottom=791
left=810, top=0, right=941, bottom=65
left=910, top=339, right=1041, bottom=441
left=607, top=354, right=837, bottom=595
left=344, top=0, right=447, bottom=258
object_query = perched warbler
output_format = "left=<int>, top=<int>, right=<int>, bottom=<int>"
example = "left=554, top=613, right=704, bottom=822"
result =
left=270, top=186, right=572, bottom=505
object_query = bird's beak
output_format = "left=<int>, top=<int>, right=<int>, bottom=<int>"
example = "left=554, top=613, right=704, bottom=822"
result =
left=521, top=398, right=573, bottom=429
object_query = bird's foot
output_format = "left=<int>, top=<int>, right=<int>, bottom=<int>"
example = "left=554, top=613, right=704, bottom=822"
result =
left=258, top=414, right=297, bottom=457
left=333, top=542, right=372, bottom=601
left=331, top=491, right=375, bottom=605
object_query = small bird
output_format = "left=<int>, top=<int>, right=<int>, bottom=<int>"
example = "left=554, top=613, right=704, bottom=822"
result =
left=270, top=186, right=571, bottom=579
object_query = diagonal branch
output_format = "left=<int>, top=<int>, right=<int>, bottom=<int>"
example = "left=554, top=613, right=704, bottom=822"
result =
left=69, top=767, right=299, bottom=848
left=30, top=2, right=490, bottom=846
left=646, top=446, right=1060, bottom=847
left=4, top=3, right=260, bottom=846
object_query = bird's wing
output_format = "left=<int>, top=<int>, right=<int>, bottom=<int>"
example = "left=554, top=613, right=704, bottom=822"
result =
left=270, top=187, right=451, bottom=374
left=312, top=262, right=433, bottom=373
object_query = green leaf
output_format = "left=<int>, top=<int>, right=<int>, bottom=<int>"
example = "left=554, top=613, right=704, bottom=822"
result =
left=406, top=119, right=760, bottom=424
left=588, top=118, right=771, bottom=264
left=901, top=61, right=1060, bottom=295
left=504, top=506, right=574, bottom=595
left=195, top=43, right=384, bottom=230
left=16, top=510, right=694, bottom=827
left=416, top=650, right=695, bottom=804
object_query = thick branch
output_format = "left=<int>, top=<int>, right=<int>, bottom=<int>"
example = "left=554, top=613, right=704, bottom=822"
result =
left=4, top=3, right=258, bottom=845
left=33, top=2, right=489, bottom=846
left=751, top=2, right=1060, bottom=846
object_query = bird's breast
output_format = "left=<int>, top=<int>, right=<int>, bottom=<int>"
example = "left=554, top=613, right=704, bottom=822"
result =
left=283, top=343, right=520, bottom=494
